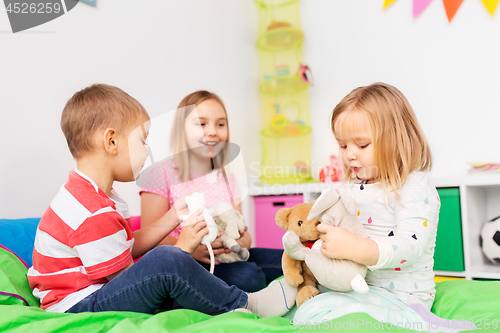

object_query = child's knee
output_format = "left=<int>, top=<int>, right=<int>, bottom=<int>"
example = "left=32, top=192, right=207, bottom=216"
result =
left=144, top=246, right=192, bottom=266
left=234, top=263, right=266, bottom=292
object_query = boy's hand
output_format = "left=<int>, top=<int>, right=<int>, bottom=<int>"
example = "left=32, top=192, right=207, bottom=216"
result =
left=175, top=210, right=208, bottom=254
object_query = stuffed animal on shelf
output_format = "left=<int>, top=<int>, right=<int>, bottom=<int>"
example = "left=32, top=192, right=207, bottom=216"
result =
left=212, top=203, right=250, bottom=263
left=319, top=155, right=344, bottom=183
left=277, top=186, right=369, bottom=307
left=266, top=20, right=292, bottom=31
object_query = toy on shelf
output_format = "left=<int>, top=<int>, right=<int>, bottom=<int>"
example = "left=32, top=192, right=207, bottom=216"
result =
left=291, top=161, right=309, bottom=176
left=267, top=20, right=291, bottom=31
left=269, top=103, right=289, bottom=126
left=319, top=155, right=344, bottom=183
left=297, top=63, right=313, bottom=85
left=258, top=19, right=303, bottom=51
left=275, top=64, right=290, bottom=77
left=480, top=216, right=500, bottom=265
left=264, top=102, right=311, bottom=138
left=468, top=162, right=500, bottom=173
left=259, top=75, right=309, bottom=95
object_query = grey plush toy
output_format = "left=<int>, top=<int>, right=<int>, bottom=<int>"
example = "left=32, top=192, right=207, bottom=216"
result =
left=212, top=202, right=250, bottom=263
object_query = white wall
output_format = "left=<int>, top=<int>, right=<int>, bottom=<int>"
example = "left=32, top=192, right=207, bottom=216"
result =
left=1, top=0, right=500, bottom=219
left=302, top=0, right=500, bottom=178
left=0, top=0, right=261, bottom=218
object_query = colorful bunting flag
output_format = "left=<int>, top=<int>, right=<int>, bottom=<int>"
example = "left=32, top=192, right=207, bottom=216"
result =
left=481, top=0, right=499, bottom=16
left=442, top=0, right=464, bottom=22
left=413, top=0, right=434, bottom=18
left=383, top=0, right=399, bottom=8
left=80, top=0, right=97, bottom=6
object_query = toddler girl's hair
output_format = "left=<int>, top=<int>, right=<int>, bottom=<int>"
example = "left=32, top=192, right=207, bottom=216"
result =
left=331, top=82, right=432, bottom=197
left=170, top=90, right=231, bottom=182
left=61, top=84, right=150, bottom=159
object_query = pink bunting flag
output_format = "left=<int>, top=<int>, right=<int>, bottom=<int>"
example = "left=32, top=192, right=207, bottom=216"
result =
left=414, top=0, right=434, bottom=18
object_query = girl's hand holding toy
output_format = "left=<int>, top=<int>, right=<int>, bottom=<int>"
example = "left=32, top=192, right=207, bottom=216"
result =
left=191, top=240, right=231, bottom=265
left=318, top=224, right=378, bottom=266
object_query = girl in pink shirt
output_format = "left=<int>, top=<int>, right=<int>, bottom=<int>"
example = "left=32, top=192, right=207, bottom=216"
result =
left=140, top=91, right=283, bottom=293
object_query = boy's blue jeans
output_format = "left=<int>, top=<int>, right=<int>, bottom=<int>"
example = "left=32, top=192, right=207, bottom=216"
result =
left=66, top=246, right=248, bottom=314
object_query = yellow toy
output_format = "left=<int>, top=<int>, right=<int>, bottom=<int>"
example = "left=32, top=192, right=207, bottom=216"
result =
left=269, top=103, right=288, bottom=126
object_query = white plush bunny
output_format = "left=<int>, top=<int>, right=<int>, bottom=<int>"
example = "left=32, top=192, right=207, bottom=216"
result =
left=181, top=192, right=218, bottom=273
left=181, top=192, right=218, bottom=246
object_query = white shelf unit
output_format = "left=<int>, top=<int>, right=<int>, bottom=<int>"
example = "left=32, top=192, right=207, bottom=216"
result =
left=242, top=173, right=500, bottom=280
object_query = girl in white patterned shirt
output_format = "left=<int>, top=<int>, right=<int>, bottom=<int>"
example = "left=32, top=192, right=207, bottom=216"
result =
left=294, top=83, right=475, bottom=332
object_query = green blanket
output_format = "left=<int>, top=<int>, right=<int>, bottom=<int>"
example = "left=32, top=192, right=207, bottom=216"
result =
left=1, top=247, right=499, bottom=332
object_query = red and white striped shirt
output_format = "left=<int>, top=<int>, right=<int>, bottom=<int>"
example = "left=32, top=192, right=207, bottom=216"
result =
left=27, top=169, right=134, bottom=312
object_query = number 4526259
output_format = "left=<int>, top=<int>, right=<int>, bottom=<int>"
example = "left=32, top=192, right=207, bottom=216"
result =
left=6, top=3, right=62, bottom=14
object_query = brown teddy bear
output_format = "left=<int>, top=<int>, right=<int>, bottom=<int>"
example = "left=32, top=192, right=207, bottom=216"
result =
left=276, top=186, right=369, bottom=308
left=276, top=201, right=321, bottom=307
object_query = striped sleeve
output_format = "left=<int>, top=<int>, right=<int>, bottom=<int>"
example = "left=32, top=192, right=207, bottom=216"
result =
left=69, top=211, right=133, bottom=280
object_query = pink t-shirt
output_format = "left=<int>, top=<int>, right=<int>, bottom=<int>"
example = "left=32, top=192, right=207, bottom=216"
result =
left=139, top=159, right=240, bottom=238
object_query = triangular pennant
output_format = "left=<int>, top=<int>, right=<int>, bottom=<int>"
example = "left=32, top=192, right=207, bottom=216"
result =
left=414, top=0, right=434, bottom=18
left=80, top=0, right=97, bottom=6
left=4, top=0, right=79, bottom=33
left=481, top=0, right=499, bottom=16
left=442, top=0, right=464, bottom=22
left=383, top=0, right=398, bottom=9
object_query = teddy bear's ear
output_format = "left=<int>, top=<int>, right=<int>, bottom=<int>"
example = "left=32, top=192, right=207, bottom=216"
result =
left=275, top=208, right=292, bottom=229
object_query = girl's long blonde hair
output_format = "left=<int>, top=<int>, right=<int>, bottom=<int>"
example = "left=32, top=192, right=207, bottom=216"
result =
left=331, top=82, right=432, bottom=199
left=170, top=90, right=231, bottom=182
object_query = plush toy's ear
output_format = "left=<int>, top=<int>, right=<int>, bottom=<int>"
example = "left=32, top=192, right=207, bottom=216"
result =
left=234, top=210, right=244, bottom=220
left=338, top=186, right=357, bottom=216
left=275, top=208, right=292, bottom=230
left=234, top=210, right=248, bottom=231
left=307, top=189, right=340, bottom=221
left=224, top=216, right=241, bottom=239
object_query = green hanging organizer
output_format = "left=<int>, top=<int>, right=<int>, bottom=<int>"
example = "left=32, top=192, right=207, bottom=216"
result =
left=255, top=0, right=313, bottom=185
